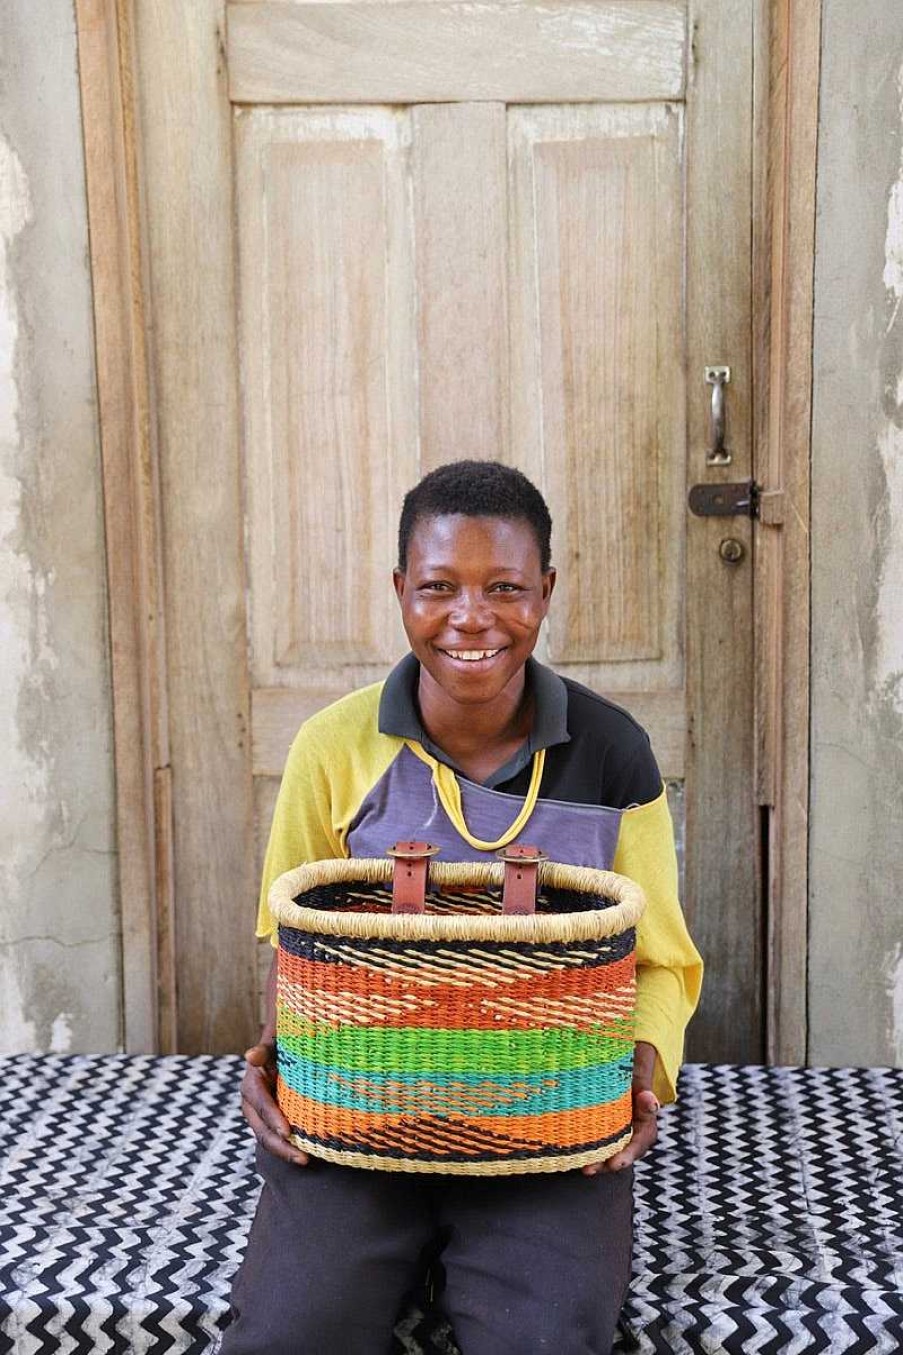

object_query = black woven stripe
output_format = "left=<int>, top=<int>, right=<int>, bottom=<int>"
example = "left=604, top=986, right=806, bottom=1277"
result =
left=290, top=1120, right=631, bottom=1164
left=279, top=925, right=636, bottom=968
left=293, top=881, right=621, bottom=916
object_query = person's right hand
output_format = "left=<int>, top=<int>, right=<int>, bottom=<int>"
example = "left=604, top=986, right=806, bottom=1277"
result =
left=240, top=1041, right=309, bottom=1166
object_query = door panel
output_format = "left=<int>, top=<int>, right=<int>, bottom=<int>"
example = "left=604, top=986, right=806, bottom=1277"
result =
left=412, top=102, right=510, bottom=467
left=236, top=108, right=416, bottom=693
left=237, top=98, right=687, bottom=770
left=508, top=104, right=684, bottom=694
left=226, top=1, right=687, bottom=104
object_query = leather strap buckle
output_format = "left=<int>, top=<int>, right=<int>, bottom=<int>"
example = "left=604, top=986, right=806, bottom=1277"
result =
left=496, top=844, right=547, bottom=915
left=387, top=841, right=440, bottom=914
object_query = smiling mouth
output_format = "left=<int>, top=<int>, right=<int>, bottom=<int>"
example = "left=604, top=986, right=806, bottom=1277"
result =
left=437, top=648, right=505, bottom=663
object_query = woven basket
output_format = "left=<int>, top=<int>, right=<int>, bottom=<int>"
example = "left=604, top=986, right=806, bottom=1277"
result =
left=268, top=851, right=646, bottom=1175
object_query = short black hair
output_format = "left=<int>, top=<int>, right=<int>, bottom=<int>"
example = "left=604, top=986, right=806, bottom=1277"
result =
left=397, top=460, right=553, bottom=573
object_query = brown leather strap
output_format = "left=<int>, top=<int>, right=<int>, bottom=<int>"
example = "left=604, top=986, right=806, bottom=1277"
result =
left=498, top=844, right=546, bottom=915
left=388, top=841, right=438, bottom=914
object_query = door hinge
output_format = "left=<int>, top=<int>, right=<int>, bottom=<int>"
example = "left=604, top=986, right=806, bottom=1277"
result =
left=688, top=480, right=784, bottom=525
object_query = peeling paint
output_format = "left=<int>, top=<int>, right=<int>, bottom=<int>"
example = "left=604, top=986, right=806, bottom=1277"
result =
left=883, top=66, right=903, bottom=306
left=889, top=944, right=903, bottom=1067
left=49, top=1012, right=73, bottom=1054
left=879, top=63, right=903, bottom=1064
left=0, top=7, right=120, bottom=1052
left=0, top=131, right=42, bottom=1052
left=0, top=954, right=37, bottom=1052
left=878, top=64, right=903, bottom=715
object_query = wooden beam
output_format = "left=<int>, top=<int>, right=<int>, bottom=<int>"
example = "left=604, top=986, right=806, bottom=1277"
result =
left=754, top=0, right=820, bottom=1065
left=131, top=0, right=257, bottom=1053
left=684, top=0, right=760, bottom=1064
left=74, top=0, right=175, bottom=1052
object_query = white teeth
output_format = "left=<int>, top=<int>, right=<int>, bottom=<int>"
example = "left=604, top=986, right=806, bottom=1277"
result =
left=443, top=649, right=502, bottom=661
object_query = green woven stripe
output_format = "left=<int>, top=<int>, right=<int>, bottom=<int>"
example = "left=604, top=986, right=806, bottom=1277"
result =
left=277, top=1021, right=633, bottom=1074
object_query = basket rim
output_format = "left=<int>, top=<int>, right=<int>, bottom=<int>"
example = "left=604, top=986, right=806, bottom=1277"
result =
left=269, top=857, right=645, bottom=943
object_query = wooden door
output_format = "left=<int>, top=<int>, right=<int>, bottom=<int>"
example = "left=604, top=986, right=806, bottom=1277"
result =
left=128, top=0, right=759, bottom=1061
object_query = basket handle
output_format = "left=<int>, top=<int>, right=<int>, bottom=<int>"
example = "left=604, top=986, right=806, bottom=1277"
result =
left=387, top=841, right=439, bottom=913
left=497, top=844, right=547, bottom=915
left=387, top=842, right=546, bottom=915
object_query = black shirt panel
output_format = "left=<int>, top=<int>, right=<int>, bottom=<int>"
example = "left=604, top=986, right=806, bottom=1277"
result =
left=378, top=653, right=662, bottom=810
left=493, top=678, right=663, bottom=810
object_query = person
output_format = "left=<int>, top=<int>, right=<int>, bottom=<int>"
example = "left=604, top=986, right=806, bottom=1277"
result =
left=222, top=460, right=703, bottom=1355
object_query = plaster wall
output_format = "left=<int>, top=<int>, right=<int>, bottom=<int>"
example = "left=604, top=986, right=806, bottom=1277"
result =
left=0, top=4, right=120, bottom=1051
left=809, top=0, right=903, bottom=1067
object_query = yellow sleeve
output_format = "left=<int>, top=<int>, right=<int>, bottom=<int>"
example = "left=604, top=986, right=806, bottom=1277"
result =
left=255, top=721, right=344, bottom=946
left=255, top=682, right=402, bottom=945
left=613, top=787, right=704, bottom=1105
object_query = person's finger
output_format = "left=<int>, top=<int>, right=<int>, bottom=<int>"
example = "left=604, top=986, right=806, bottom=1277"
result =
left=244, top=1044, right=276, bottom=1077
left=587, top=1090, right=661, bottom=1175
left=633, top=1089, right=661, bottom=1119
left=600, top=1114, right=659, bottom=1173
left=240, top=1055, right=308, bottom=1165
left=242, top=1064, right=291, bottom=1134
left=240, top=1083, right=308, bottom=1165
left=242, top=1100, right=309, bottom=1166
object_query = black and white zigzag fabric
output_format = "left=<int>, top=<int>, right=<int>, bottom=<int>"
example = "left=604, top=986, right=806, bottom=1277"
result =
left=0, top=1058, right=901, bottom=1353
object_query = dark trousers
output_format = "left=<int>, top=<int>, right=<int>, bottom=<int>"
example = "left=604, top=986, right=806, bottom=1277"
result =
left=221, top=1147, right=634, bottom=1355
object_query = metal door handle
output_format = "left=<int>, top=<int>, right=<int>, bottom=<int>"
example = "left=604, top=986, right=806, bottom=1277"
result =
left=705, top=365, right=731, bottom=465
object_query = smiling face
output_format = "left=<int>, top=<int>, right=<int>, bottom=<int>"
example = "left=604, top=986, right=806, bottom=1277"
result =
left=393, top=514, right=556, bottom=709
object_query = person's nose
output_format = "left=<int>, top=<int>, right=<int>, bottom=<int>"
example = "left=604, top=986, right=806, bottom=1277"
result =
left=448, top=588, right=494, bottom=633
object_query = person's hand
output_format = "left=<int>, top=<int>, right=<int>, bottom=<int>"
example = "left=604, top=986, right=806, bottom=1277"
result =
left=240, top=1041, right=309, bottom=1166
left=582, top=1040, right=660, bottom=1177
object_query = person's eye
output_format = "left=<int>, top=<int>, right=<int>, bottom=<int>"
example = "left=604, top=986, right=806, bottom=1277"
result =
left=419, top=581, right=453, bottom=593
left=490, top=582, right=522, bottom=594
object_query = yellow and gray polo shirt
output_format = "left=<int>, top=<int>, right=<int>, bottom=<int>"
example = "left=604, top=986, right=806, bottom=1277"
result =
left=256, top=653, right=703, bottom=1105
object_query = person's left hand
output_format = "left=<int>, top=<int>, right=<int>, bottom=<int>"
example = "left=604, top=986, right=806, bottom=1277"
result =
left=582, top=1040, right=660, bottom=1177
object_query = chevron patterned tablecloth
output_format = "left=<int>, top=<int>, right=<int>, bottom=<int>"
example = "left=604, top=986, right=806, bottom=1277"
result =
left=0, top=1058, right=901, bottom=1354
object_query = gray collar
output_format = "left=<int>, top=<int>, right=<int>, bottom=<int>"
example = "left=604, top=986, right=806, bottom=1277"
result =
left=377, top=652, right=570, bottom=788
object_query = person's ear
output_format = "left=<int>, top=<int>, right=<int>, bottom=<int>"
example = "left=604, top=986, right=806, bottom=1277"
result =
left=392, top=567, right=406, bottom=606
left=541, top=568, right=557, bottom=607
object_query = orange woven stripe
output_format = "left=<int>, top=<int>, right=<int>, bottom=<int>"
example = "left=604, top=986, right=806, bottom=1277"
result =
left=278, top=1083, right=633, bottom=1150
left=280, top=947, right=634, bottom=996
left=279, top=950, right=636, bottom=1029
left=279, top=975, right=635, bottom=1034
left=279, top=943, right=628, bottom=991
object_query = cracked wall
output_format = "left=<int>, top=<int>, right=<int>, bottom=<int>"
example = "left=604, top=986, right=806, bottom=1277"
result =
left=810, top=0, right=903, bottom=1067
left=0, top=5, right=120, bottom=1051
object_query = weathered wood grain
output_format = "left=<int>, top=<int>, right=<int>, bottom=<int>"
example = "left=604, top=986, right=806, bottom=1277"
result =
left=754, top=0, right=819, bottom=1065
left=227, top=1, right=687, bottom=104
left=235, top=106, right=415, bottom=694
left=75, top=0, right=170, bottom=1052
left=508, top=103, right=686, bottom=775
left=684, top=0, right=760, bottom=1064
left=131, top=0, right=257, bottom=1053
left=412, top=102, right=509, bottom=467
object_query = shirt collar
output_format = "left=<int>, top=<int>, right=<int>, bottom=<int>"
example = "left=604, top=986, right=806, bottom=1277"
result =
left=378, top=651, right=570, bottom=785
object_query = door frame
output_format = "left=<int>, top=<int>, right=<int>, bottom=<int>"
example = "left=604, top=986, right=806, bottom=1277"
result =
left=76, top=0, right=819, bottom=1059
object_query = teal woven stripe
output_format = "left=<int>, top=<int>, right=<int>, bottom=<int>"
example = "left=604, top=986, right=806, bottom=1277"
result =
left=278, top=1049, right=633, bottom=1116
left=277, top=1024, right=633, bottom=1075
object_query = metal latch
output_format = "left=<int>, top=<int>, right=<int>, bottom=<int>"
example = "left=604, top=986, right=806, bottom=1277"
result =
left=688, top=480, right=784, bottom=525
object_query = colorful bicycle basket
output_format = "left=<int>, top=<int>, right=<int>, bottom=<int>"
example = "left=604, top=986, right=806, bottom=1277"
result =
left=268, top=844, right=646, bottom=1175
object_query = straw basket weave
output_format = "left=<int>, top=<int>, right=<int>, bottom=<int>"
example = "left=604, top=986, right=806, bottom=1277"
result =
left=268, top=855, right=646, bottom=1175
